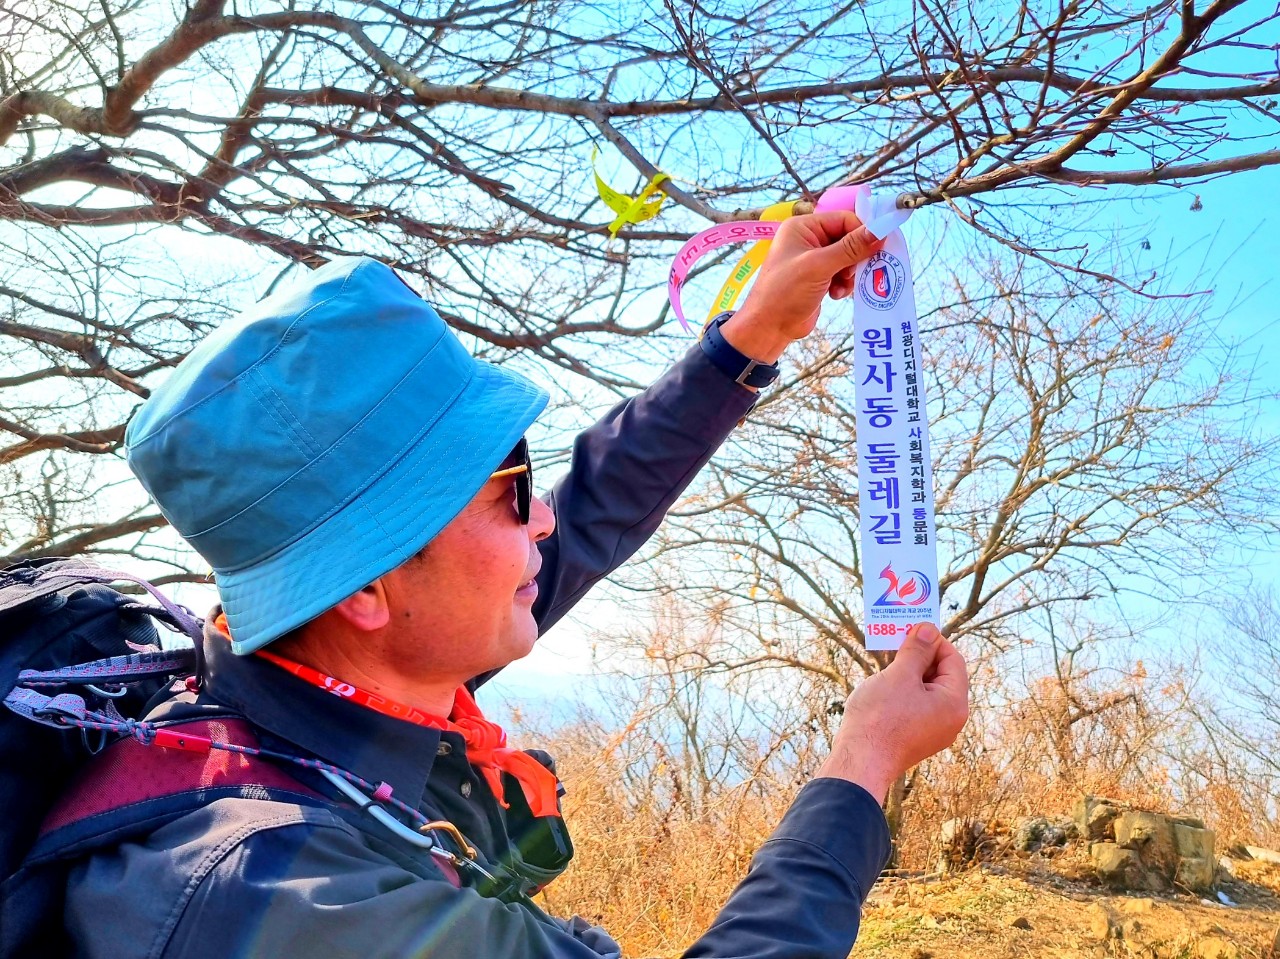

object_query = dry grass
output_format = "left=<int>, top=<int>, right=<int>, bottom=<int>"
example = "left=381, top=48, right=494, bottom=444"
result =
left=529, top=722, right=799, bottom=955
left=855, top=862, right=1280, bottom=959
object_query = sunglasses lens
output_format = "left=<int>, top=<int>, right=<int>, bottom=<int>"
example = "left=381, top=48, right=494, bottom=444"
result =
left=518, top=444, right=532, bottom=524
left=509, top=440, right=529, bottom=524
left=517, top=471, right=531, bottom=524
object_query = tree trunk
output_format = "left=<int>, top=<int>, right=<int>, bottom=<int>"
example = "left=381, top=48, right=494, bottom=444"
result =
left=883, top=771, right=908, bottom=869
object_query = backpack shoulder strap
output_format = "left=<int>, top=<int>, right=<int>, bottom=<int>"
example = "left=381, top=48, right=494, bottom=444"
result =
left=25, top=716, right=328, bottom=865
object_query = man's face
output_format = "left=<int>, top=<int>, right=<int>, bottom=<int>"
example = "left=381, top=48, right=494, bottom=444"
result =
left=381, top=447, right=555, bottom=683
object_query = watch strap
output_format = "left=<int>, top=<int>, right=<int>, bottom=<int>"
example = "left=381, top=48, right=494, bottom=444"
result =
left=699, top=312, right=781, bottom=389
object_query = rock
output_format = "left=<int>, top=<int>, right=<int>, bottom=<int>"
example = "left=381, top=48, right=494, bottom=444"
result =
left=1013, top=818, right=1046, bottom=851
left=1174, top=824, right=1216, bottom=862
left=1217, top=856, right=1236, bottom=879
left=1087, top=903, right=1117, bottom=941
left=1090, top=809, right=1121, bottom=839
left=1073, top=795, right=1091, bottom=832
left=1009, top=916, right=1032, bottom=930
left=1013, top=817, right=1067, bottom=852
left=1173, top=815, right=1207, bottom=829
left=1089, top=804, right=1123, bottom=841
left=1120, top=898, right=1157, bottom=914
left=1120, top=917, right=1146, bottom=941
left=1113, top=811, right=1163, bottom=847
left=1116, top=812, right=1179, bottom=874
left=939, top=817, right=984, bottom=845
left=1245, top=846, right=1280, bottom=866
left=1196, top=936, right=1239, bottom=959
left=1076, top=795, right=1124, bottom=841
left=1042, top=821, right=1069, bottom=847
left=1093, top=843, right=1144, bottom=890
left=1176, top=856, right=1216, bottom=893
left=938, top=818, right=984, bottom=871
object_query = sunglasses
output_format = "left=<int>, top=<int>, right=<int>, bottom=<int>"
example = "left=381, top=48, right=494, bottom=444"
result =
left=488, top=437, right=533, bottom=524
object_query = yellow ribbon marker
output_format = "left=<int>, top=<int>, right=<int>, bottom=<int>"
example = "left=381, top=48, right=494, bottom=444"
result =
left=704, top=201, right=796, bottom=327
left=592, top=148, right=670, bottom=238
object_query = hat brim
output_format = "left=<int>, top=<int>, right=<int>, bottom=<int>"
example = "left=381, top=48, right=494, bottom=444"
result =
left=215, top=361, right=548, bottom=654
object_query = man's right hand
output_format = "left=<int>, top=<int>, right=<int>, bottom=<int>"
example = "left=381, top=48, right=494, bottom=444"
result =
left=817, top=623, right=970, bottom=802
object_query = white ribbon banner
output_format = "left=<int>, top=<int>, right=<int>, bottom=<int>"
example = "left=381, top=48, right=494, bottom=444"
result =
left=848, top=192, right=940, bottom=651
left=665, top=185, right=939, bottom=651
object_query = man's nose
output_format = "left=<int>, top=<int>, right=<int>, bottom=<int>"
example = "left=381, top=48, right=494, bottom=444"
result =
left=528, top=494, right=555, bottom=542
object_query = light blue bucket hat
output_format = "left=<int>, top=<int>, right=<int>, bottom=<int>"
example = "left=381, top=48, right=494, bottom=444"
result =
left=125, top=256, right=548, bottom=654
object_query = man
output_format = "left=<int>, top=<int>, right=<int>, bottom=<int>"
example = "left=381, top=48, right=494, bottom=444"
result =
left=64, top=211, right=968, bottom=957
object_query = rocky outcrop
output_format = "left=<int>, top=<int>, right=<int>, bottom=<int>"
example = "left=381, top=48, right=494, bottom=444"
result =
left=1091, top=843, right=1147, bottom=890
left=1075, top=795, right=1217, bottom=893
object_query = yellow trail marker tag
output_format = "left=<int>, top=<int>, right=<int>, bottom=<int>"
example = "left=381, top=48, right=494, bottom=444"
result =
left=592, top=148, right=670, bottom=238
left=705, top=201, right=796, bottom=326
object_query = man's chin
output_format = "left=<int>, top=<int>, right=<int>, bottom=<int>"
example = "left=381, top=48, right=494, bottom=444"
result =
left=512, top=627, right=539, bottom=661
left=493, top=619, right=539, bottom=669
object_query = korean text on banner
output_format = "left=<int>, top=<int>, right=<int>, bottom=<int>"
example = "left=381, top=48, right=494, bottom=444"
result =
left=852, top=223, right=939, bottom=651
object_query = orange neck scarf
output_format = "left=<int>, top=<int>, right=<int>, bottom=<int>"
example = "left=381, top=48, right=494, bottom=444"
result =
left=213, top=614, right=560, bottom=818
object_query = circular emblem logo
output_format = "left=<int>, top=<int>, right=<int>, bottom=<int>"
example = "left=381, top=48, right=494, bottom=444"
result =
left=858, top=251, right=906, bottom=311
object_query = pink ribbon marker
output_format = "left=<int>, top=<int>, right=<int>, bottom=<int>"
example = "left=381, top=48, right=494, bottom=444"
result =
left=667, top=185, right=910, bottom=331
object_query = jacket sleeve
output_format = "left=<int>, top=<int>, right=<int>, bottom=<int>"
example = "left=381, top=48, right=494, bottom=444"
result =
left=531, top=344, right=757, bottom=633
left=682, top=778, right=892, bottom=959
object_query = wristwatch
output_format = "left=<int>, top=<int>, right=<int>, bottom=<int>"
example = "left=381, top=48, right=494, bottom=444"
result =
left=699, top=312, right=781, bottom=389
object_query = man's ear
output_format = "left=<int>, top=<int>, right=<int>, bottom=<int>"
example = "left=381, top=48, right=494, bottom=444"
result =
left=329, top=576, right=391, bottom=632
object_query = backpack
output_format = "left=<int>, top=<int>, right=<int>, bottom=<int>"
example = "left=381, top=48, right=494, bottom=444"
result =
left=0, top=559, right=337, bottom=958
left=0, top=558, right=204, bottom=878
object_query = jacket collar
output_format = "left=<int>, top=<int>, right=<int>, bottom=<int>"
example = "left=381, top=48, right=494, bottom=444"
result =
left=198, top=614, right=442, bottom=808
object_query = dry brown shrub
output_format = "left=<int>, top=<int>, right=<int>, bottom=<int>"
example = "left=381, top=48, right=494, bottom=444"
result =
left=526, top=717, right=799, bottom=957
